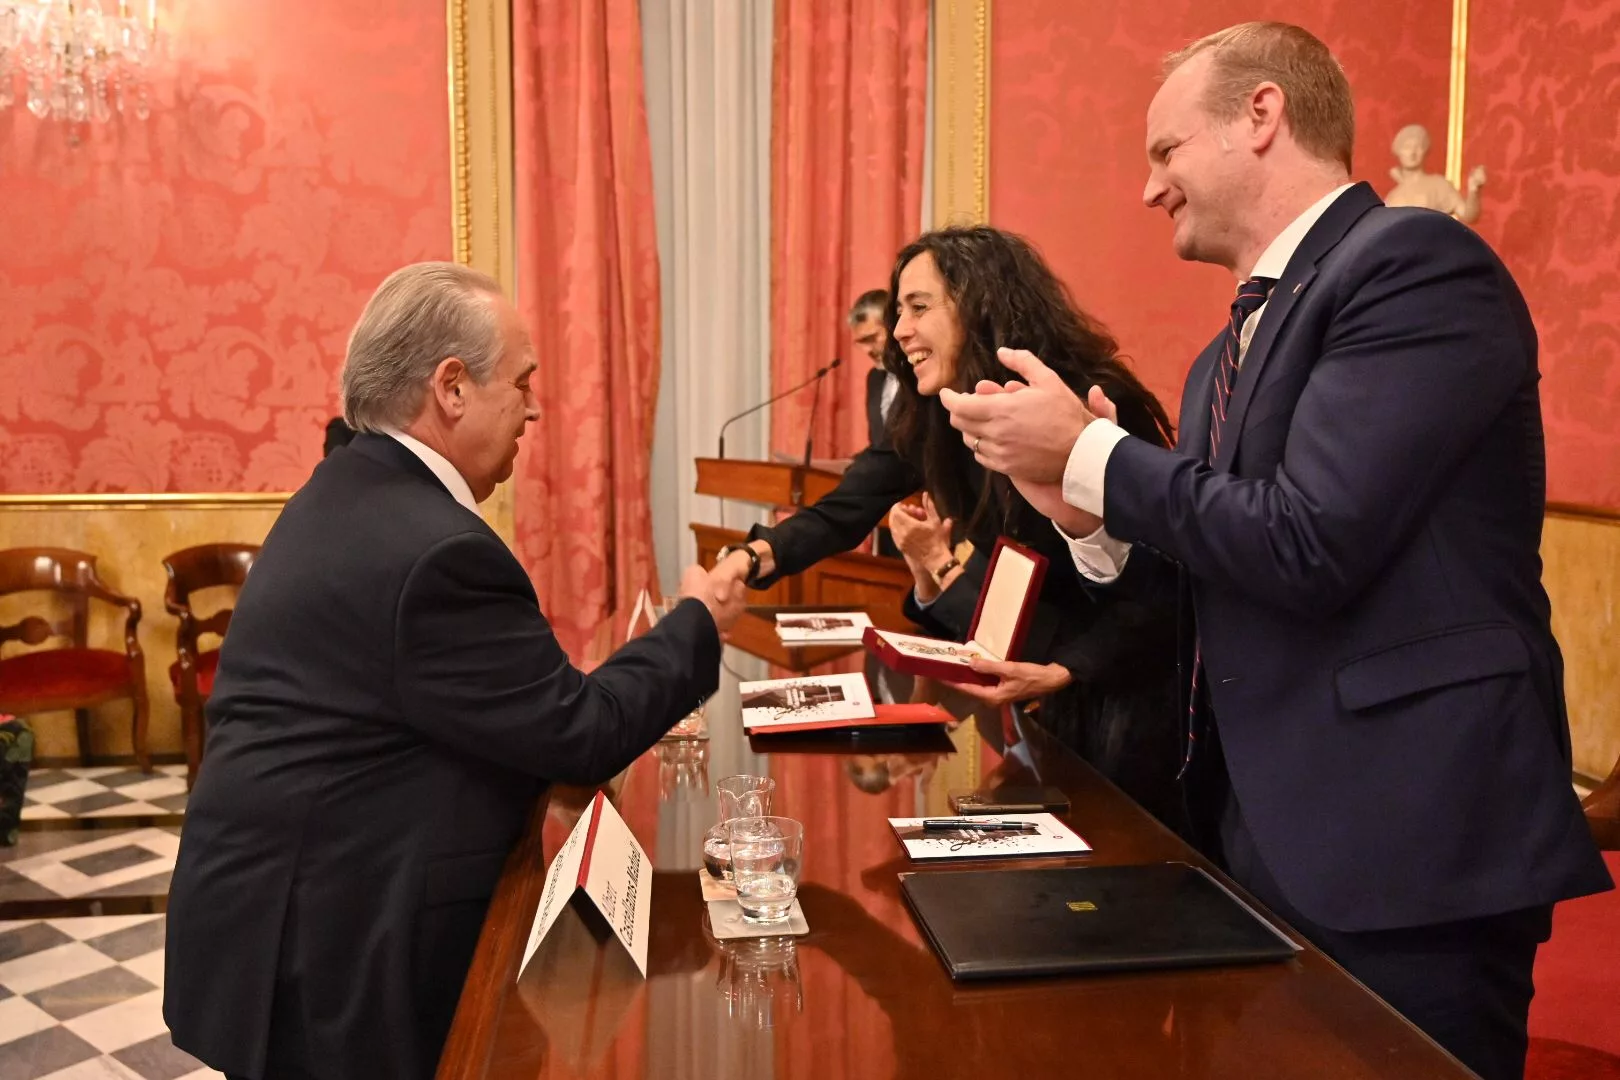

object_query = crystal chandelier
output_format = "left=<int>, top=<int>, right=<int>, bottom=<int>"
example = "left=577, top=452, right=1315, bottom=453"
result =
left=0, top=1, right=160, bottom=123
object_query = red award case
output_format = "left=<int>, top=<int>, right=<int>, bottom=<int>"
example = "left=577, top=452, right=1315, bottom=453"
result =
left=862, top=538, right=1048, bottom=685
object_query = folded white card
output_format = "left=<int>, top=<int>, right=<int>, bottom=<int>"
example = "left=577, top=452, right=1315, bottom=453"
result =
left=521, top=792, right=652, bottom=978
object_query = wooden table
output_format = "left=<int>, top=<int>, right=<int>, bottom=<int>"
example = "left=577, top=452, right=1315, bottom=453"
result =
left=436, top=641, right=1474, bottom=1080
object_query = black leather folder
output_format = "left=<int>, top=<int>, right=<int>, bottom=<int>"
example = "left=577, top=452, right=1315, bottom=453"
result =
left=900, top=862, right=1300, bottom=980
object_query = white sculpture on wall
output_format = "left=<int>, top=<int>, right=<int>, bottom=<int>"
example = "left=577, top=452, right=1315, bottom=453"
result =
left=1386, top=124, right=1486, bottom=224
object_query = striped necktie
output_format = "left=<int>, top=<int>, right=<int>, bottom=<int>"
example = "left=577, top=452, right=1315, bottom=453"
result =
left=1208, top=277, right=1276, bottom=461
left=1181, top=276, right=1276, bottom=778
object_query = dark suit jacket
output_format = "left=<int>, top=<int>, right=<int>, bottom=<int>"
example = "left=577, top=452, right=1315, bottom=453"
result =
left=864, top=367, right=903, bottom=556
left=866, top=367, right=890, bottom=448
left=1104, top=183, right=1611, bottom=931
left=164, top=433, right=720, bottom=1080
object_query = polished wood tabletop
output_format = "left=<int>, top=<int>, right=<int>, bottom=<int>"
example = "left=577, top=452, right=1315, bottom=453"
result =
left=437, top=617, right=1474, bottom=1080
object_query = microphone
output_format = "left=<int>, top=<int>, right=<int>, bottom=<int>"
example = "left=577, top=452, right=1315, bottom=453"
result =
left=802, top=357, right=842, bottom=467
left=716, top=357, right=842, bottom=459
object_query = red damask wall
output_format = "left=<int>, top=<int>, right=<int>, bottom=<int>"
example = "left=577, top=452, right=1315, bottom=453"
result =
left=0, top=0, right=451, bottom=493
left=988, top=3, right=1450, bottom=430
left=1467, top=0, right=1620, bottom=510
left=990, top=1, right=1620, bottom=511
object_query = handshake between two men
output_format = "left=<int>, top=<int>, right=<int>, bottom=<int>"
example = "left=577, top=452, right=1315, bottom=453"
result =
left=680, top=560, right=750, bottom=635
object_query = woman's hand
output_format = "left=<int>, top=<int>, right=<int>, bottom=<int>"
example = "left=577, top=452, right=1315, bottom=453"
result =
left=889, top=494, right=953, bottom=566
left=888, top=494, right=957, bottom=600
left=953, top=659, right=1073, bottom=705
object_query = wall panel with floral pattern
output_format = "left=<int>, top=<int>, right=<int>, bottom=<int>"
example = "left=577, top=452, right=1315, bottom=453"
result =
left=0, top=0, right=452, bottom=493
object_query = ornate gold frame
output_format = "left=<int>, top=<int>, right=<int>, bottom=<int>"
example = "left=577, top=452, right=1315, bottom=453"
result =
left=931, top=0, right=991, bottom=227
left=1444, top=0, right=1470, bottom=191
left=447, top=0, right=517, bottom=539
left=0, top=0, right=515, bottom=522
left=448, top=0, right=515, bottom=289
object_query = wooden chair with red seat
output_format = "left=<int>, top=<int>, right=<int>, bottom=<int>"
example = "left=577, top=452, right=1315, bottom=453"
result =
left=0, top=547, right=151, bottom=772
left=162, top=542, right=258, bottom=788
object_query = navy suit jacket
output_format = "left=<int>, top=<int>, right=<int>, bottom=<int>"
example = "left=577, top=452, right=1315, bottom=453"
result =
left=164, top=434, right=720, bottom=1080
left=1105, top=183, right=1610, bottom=931
left=866, top=367, right=890, bottom=448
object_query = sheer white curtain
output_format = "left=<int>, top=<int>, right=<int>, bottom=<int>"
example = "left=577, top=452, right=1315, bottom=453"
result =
left=644, top=0, right=775, bottom=594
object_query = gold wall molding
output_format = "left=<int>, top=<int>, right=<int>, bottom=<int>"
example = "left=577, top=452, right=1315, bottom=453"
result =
left=448, top=0, right=517, bottom=542
left=931, top=0, right=991, bottom=227
left=448, top=0, right=514, bottom=290
left=1444, top=0, right=1469, bottom=191
left=0, top=493, right=291, bottom=510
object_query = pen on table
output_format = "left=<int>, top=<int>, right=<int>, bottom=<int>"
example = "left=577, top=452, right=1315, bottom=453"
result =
left=921, top=818, right=1038, bottom=832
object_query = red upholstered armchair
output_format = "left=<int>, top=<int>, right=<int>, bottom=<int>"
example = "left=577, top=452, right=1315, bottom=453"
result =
left=0, top=548, right=150, bottom=772
left=163, top=543, right=258, bottom=787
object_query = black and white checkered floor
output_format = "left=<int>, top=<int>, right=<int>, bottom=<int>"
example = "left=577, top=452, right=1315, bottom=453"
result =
left=22, top=767, right=189, bottom=821
left=1, top=766, right=215, bottom=1079
left=0, top=915, right=221, bottom=1079
left=0, top=827, right=181, bottom=906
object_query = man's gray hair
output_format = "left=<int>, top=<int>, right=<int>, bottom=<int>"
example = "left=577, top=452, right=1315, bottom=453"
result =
left=847, top=288, right=890, bottom=327
left=342, top=262, right=506, bottom=433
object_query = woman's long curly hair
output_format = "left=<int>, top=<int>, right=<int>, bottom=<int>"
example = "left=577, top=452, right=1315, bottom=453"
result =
left=881, top=225, right=1174, bottom=539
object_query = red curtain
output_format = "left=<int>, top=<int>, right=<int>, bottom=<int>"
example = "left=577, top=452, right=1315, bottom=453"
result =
left=512, top=0, right=663, bottom=656
left=770, top=0, right=929, bottom=462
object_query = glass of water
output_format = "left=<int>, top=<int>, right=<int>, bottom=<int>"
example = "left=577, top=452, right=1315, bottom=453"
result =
left=726, top=816, right=803, bottom=924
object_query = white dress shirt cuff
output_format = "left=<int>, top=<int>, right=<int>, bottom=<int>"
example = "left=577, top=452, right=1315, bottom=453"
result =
left=1060, top=419, right=1130, bottom=516
left=1053, top=520, right=1131, bottom=584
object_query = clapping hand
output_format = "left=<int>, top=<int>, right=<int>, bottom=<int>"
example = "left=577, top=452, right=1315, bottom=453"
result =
left=939, top=349, right=1111, bottom=536
left=888, top=494, right=953, bottom=569
left=939, top=347, right=1115, bottom=483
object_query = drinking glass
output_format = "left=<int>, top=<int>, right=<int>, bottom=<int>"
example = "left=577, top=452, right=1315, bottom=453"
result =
left=726, top=816, right=803, bottom=924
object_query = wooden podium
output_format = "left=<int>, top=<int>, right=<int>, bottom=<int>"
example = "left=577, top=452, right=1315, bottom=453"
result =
left=690, top=457, right=914, bottom=630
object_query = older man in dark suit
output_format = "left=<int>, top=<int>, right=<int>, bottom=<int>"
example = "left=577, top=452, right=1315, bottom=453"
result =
left=164, top=262, right=743, bottom=1080
left=942, top=22, right=1610, bottom=1080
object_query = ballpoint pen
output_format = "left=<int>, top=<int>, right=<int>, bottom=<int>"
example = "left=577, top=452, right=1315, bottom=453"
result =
left=920, top=818, right=1039, bottom=832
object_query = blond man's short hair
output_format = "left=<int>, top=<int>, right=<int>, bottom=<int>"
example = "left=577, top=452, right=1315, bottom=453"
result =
left=1165, top=22, right=1354, bottom=172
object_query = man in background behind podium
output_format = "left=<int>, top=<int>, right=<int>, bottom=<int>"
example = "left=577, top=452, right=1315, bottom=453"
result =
left=165, top=262, right=743, bottom=1080
left=851, top=288, right=897, bottom=449
left=851, top=288, right=902, bottom=557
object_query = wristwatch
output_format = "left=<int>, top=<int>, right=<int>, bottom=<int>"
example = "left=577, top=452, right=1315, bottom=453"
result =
left=716, top=543, right=761, bottom=586
left=930, top=556, right=961, bottom=587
